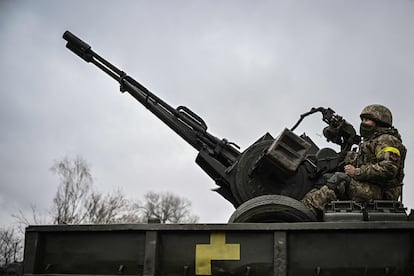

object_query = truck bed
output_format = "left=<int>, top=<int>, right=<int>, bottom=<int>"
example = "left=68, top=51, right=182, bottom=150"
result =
left=24, top=221, right=414, bottom=276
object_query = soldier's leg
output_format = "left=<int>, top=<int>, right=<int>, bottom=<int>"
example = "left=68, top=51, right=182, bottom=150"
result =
left=301, top=185, right=337, bottom=215
left=348, top=180, right=382, bottom=203
left=383, top=186, right=402, bottom=201
left=301, top=172, right=351, bottom=216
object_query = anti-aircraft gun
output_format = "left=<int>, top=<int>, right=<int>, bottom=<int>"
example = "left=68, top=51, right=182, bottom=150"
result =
left=20, top=31, right=414, bottom=276
left=61, top=31, right=405, bottom=223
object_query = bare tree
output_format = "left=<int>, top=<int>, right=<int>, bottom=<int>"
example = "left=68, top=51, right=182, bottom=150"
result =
left=136, top=191, right=199, bottom=223
left=50, top=156, right=93, bottom=224
left=84, top=189, right=139, bottom=224
left=12, top=205, right=50, bottom=235
left=0, top=227, right=22, bottom=266
left=9, top=206, right=49, bottom=266
left=13, top=157, right=198, bottom=227
left=50, top=156, right=138, bottom=224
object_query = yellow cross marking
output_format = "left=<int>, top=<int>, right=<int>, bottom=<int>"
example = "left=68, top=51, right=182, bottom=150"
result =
left=195, top=231, right=240, bottom=275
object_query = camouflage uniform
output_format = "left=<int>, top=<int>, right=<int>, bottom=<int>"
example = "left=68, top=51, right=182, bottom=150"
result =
left=302, top=104, right=406, bottom=215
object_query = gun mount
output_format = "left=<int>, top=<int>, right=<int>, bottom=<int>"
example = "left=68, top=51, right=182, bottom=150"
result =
left=63, top=31, right=405, bottom=223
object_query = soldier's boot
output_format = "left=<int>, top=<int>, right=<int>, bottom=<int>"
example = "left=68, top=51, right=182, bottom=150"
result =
left=301, top=185, right=337, bottom=217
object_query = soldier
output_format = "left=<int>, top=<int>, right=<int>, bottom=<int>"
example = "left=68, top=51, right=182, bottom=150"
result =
left=302, top=104, right=406, bottom=215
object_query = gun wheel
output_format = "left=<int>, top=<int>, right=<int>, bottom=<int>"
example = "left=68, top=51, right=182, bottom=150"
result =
left=228, top=195, right=316, bottom=223
left=231, top=140, right=315, bottom=206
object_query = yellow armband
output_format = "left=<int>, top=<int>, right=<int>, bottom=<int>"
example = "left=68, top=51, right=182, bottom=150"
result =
left=376, top=146, right=400, bottom=159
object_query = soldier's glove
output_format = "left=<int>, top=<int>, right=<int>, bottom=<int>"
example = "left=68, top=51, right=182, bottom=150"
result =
left=326, top=172, right=351, bottom=195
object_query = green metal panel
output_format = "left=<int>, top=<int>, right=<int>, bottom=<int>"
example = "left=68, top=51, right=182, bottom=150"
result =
left=23, top=222, right=414, bottom=276
left=288, top=230, right=413, bottom=275
left=27, top=230, right=146, bottom=275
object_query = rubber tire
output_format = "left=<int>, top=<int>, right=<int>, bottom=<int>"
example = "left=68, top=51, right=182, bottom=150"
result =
left=228, top=195, right=317, bottom=223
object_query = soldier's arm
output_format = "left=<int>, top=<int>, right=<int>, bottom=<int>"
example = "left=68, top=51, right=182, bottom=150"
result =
left=353, top=135, right=402, bottom=184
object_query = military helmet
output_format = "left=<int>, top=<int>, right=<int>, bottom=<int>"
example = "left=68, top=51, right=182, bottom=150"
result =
left=360, top=104, right=392, bottom=127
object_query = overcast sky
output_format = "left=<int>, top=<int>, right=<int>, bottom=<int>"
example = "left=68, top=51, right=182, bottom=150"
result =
left=1, top=0, right=414, bottom=225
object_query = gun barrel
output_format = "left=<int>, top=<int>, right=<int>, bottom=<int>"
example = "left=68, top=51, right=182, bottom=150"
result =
left=63, top=31, right=90, bottom=51
left=63, top=31, right=93, bottom=62
left=62, top=31, right=240, bottom=163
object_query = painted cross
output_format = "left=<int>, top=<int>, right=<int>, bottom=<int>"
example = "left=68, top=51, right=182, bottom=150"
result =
left=195, top=231, right=240, bottom=275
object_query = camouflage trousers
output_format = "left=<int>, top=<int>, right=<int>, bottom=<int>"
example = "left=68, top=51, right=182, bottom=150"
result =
left=383, top=186, right=402, bottom=201
left=301, top=185, right=337, bottom=215
left=301, top=175, right=383, bottom=215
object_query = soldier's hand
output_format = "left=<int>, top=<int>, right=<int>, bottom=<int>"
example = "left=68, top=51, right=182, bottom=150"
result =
left=344, top=164, right=356, bottom=177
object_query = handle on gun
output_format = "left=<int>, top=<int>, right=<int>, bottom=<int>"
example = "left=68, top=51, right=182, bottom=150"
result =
left=291, top=107, right=325, bottom=131
left=177, top=106, right=207, bottom=131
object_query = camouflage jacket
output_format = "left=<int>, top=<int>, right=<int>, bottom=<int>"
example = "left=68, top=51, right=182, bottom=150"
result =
left=349, top=128, right=406, bottom=187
